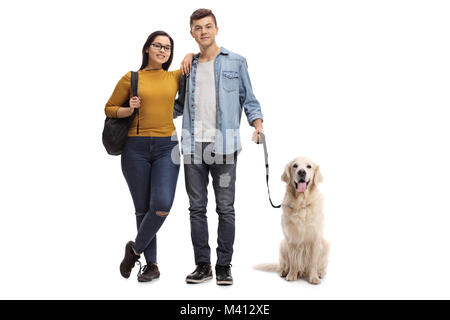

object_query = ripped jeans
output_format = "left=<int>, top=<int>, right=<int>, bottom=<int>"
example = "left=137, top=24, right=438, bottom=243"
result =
left=121, top=136, right=180, bottom=264
left=184, top=142, right=238, bottom=266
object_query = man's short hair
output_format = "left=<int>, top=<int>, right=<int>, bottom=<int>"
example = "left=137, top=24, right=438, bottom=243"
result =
left=190, top=8, right=217, bottom=29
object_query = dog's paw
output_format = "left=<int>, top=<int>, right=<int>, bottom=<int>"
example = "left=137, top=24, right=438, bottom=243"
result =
left=279, top=270, right=288, bottom=278
left=318, top=271, right=326, bottom=279
left=286, top=273, right=298, bottom=281
left=308, top=276, right=321, bottom=285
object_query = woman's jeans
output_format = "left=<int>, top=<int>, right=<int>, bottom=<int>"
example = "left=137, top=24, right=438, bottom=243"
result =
left=121, top=136, right=180, bottom=264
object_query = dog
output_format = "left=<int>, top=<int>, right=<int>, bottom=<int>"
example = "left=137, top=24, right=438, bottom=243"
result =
left=255, top=157, right=329, bottom=284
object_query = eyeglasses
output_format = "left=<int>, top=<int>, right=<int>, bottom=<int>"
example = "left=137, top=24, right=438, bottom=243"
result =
left=151, top=43, right=171, bottom=52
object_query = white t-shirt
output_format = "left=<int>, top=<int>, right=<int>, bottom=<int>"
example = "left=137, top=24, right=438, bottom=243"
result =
left=194, top=59, right=217, bottom=142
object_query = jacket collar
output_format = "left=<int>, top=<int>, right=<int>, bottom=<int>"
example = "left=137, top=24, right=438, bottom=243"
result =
left=193, top=46, right=229, bottom=61
left=219, top=47, right=229, bottom=55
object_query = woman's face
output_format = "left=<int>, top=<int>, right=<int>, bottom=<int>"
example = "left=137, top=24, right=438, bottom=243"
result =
left=146, top=35, right=171, bottom=66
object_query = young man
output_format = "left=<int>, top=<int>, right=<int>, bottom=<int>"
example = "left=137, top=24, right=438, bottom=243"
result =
left=174, top=8, right=264, bottom=285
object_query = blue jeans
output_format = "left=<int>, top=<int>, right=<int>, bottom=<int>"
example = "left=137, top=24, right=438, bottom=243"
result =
left=184, top=142, right=238, bottom=266
left=121, top=136, right=180, bottom=264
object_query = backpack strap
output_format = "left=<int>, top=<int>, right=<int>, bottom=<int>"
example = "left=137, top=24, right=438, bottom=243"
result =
left=130, top=71, right=139, bottom=135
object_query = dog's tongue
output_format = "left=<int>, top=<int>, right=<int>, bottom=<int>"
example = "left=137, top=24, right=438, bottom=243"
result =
left=297, top=182, right=307, bottom=193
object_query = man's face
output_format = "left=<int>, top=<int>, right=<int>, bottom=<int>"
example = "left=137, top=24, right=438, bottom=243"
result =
left=190, top=16, right=218, bottom=48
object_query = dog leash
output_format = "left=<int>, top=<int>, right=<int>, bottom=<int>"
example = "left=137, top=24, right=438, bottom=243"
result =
left=258, top=132, right=282, bottom=209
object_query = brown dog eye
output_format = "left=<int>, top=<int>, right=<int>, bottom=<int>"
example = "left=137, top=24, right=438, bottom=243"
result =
left=293, top=164, right=298, bottom=168
left=307, top=165, right=312, bottom=169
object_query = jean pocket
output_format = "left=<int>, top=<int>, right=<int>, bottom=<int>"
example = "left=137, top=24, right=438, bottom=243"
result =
left=222, top=71, right=239, bottom=92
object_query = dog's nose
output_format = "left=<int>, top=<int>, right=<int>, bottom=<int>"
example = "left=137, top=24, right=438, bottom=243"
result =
left=297, top=169, right=306, bottom=177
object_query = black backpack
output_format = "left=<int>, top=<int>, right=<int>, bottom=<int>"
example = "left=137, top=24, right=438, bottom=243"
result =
left=102, top=71, right=140, bottom=155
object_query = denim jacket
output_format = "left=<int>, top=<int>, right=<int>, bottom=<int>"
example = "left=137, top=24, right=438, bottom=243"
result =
left=174, top=47, right=263, bottom=155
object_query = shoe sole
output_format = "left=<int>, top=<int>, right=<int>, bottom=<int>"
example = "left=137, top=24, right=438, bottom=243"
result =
left=216, top=280, right=233, bottom=286
left=138, top=275, right=160, bottom=283
left=120, top=241, right=135, bottom=279
left=186, top=276, right=213, bottom=284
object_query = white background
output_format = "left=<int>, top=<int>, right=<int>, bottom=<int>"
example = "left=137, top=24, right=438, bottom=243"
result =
left=1, top=0, right=449, bottom=300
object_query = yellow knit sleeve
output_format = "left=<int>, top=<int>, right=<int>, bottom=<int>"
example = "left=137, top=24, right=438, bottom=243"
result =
left=104, top=72, right=131, bottom=118
left=171, top=69, right=182, bottom=85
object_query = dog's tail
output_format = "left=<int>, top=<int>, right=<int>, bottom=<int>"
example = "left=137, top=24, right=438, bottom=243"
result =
left=253, top=263, right=280, bottom=273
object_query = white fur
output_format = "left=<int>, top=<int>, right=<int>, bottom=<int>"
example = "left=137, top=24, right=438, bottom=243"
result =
left=254, top=157, right=330, bottom=285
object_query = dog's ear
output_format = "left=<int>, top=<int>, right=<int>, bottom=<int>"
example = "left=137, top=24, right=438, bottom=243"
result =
left=281, top=161, right=292, bottom=183
left=313, top=165, right=324, bottom=185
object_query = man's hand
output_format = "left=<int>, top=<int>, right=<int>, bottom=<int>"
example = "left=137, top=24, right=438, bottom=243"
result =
left=181, top=53, right=195, bottom=75
left=251, top=119, right=264, bottom=144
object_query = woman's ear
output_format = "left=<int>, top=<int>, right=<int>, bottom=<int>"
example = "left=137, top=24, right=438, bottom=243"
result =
left=281, top=161, right=292, bottom=183
left=313, top=165, right=324, bottom=185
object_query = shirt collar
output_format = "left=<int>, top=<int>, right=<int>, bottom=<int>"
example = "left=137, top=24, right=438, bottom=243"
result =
left=193, top=46, right=229, bottom=61
left=219, top=47, right=229, bottom=55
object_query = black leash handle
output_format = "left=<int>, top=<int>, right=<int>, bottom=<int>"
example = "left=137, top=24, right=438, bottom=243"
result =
left=258, top=132, right=281, bottom=209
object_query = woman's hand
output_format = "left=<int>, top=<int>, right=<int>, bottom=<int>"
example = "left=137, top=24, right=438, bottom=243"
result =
left=181, top=53, right=195, bottom=75
left=116, top=96, right=140, bottom=118
left=129, top=96, right=141, bottom=110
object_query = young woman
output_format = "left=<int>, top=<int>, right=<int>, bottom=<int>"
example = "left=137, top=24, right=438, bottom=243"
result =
left=105, top=31, right=190, bottom=282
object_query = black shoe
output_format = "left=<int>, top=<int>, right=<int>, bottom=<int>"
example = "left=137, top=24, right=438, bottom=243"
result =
left=186, top=263, right=213, bottom=284
left=215, top=264, right=233, bottom=286
left=120, top=241, right=141, bottom=279
left=137, top=263, right=160, bottom=282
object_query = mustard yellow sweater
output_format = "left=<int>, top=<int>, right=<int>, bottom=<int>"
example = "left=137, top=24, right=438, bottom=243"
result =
left=105, top=69, right=182, bottom=137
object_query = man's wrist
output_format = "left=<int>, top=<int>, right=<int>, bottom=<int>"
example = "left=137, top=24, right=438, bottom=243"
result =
left=252, top=118, right=263, bottom=130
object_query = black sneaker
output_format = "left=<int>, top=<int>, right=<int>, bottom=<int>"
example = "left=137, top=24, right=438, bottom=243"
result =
left=120, top=241, right=141, bottom=279
left=215, top=264, right=233, bottom=286
left=185, top=263, right=213, bottom=284
left=137, top=263, right=160, bottom=282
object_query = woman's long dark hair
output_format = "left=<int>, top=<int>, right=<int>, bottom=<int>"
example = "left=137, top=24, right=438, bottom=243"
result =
left=139, top=31, right=174, bottom=71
